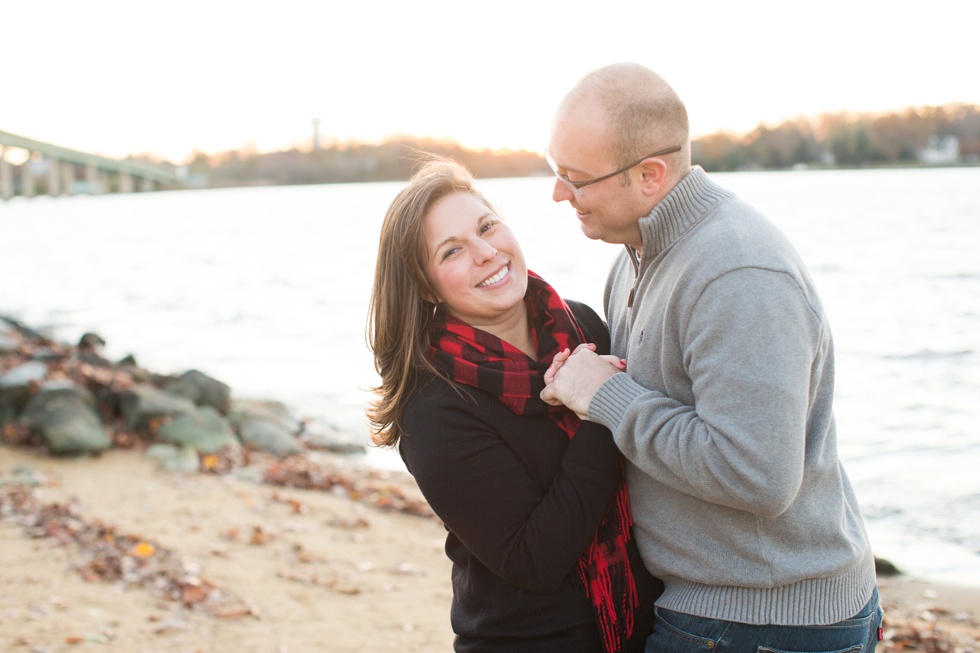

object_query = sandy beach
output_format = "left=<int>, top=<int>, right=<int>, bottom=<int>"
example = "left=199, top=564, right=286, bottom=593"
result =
left=1, top=444, right=453, bottom=652
left=2, top=443, right=978, bottom=653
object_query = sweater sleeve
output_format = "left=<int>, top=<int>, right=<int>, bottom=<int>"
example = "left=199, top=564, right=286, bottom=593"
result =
left=590, top=267, right=824, bottom=517
left=400, top=380, right=621, bottom=593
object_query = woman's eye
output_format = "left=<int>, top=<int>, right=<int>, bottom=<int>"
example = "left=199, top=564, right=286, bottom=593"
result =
left=441, top=246, right=460, bottom=260
left=480, top=220, right=498, bottom=234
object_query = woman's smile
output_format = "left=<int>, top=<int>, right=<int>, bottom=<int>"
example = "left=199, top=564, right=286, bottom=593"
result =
left=478, top=264, right=510, bottom=288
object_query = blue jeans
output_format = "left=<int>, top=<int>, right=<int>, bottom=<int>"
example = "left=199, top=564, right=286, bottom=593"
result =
left=644, top=589, right=882, bottom=653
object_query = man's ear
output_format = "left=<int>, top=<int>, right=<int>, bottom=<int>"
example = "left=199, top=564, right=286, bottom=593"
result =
left=637, top=158, right=668, bottom=197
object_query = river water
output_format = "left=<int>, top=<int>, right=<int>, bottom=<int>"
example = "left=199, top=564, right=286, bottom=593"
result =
left=2, top=167, right=978, bottom=587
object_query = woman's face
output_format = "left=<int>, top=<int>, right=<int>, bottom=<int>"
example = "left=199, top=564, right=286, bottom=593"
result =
left=423, top=191, right=528, bottom=329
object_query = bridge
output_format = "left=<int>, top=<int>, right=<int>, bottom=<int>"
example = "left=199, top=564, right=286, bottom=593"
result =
left=0, top=130, right=178, bottom=200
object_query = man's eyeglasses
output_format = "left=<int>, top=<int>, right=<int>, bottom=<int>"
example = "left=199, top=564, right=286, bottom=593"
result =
left=545, top=145, right=682, bottom=197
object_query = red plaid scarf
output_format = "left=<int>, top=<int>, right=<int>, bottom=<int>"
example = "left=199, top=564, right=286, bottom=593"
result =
left=429, top=271, right=639, bottom=653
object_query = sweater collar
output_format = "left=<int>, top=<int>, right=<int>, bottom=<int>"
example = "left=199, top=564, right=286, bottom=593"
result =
left=632, top=166, right=734, bottom=261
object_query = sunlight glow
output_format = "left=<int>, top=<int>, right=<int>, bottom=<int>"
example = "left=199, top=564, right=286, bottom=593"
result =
left=2, top=1, right=976, bottom=164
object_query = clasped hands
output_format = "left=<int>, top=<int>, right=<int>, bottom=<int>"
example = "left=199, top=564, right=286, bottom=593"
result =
left=540, top=343, right=626, bottom=420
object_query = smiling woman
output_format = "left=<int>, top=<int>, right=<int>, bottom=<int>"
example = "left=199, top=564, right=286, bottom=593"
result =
left=365, top=155, right=661, bottom=653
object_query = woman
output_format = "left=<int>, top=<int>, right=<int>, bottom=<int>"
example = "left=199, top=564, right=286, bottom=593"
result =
left=367, top=157, right=661, bottom=653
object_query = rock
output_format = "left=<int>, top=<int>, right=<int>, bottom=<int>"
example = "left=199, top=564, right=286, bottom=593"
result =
left=156, top=406, right=239, bottom=454
left=0, top=360, right=49, bottom=415
left=0, top=315, right=49, bottom=342
left=118, top=384, right=198, bottom=430
left=228, top=398, right=302, bottom=432
left=145, top=443, right=201, bottom=473
left=164, top=369, right=231, bottom=413
left=30, top=347, right=63, bottom=362
left=299, top=417, right=367, bottom=455
left=238, top=417, right=304, bottom=456
left=874, top=556, right=902, bottom=576
left=21, top=384, right=112, bottom=455
left=0, top=466, right=47, bottom=486
left=115, top=355, right=155, bottom=384
left=78, top=332, right=106, bottom=349
left=227, top=399, right=308, bottom=456
left=0, top=333, right=18, bottom=355
left=0, top=360, right=48, bottom=389
left=76, top=333, right=109, bottom=365
left=0, top=403, right=16, bottom=424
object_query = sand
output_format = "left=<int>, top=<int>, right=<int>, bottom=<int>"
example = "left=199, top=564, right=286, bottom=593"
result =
left=1, top=444, right=977, bottom=653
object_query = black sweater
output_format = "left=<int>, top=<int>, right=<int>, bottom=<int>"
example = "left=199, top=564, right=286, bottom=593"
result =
left=400, top=300, right=661, bottom=653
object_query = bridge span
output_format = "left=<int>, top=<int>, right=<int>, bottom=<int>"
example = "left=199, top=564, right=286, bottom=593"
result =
left=0, top=130, right=178, bottom=200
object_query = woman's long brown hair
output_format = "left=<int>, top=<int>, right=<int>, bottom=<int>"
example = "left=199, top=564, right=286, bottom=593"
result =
left=366, top=156, right=496, bottom=447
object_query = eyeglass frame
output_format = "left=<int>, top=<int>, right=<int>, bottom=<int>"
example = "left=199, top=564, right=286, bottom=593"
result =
left=545, top=145, right=682, bottom=197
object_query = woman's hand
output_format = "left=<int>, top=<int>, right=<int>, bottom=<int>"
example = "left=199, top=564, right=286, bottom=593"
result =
left=544, top=344, right=625, bottom=388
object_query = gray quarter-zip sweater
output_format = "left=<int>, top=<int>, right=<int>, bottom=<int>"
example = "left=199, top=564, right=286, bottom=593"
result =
left=589, top=166, right=876, bottom=625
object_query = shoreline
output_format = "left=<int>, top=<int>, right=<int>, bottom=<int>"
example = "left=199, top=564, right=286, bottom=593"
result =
left=2, top=444, right=978, bottom=652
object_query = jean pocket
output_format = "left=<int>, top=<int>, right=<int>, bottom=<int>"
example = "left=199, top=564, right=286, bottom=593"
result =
left=653, top=607, right=730, bottom=648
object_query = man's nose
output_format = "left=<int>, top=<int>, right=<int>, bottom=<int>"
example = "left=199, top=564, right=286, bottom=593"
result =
left=552, top=178, right=574, bottom=203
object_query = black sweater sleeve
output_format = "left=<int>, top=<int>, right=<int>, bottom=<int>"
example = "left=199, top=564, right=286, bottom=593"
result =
left=401, top=383, right=620, bottom=593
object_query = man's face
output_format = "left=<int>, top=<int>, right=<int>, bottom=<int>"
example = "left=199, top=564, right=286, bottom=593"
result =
left=548, top=99, right=647, bottom=249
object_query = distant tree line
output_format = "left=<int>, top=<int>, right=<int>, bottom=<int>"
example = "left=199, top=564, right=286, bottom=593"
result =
left=693, top=103, right=979, bottom=171
left=182, top=138, right=549, bottom=188
left=181, top=103, right=978, bottom=187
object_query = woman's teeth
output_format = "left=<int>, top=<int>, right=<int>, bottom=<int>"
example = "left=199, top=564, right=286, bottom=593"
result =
left=478, top=266, right=508, bottom=287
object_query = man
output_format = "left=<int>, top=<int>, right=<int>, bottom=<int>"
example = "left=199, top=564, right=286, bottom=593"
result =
left=540, top=62, right=881, bottom=653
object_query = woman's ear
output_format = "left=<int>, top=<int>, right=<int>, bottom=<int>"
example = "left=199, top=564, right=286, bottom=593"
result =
left=420, top=283, right=440, bottom=305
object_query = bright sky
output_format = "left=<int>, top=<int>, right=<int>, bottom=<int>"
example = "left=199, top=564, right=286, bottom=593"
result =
left=4, top=0, right=977, bottom=164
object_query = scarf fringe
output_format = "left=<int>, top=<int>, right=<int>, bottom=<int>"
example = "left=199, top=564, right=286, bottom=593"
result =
left=576, top=473, right=639, bottom=653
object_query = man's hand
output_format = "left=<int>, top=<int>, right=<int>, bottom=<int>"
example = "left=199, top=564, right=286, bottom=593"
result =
left=541, top=346, right=624, bottom=418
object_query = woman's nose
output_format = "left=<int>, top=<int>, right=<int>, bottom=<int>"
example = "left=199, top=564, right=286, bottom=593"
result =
left=474, top=239, right=497, bottom=263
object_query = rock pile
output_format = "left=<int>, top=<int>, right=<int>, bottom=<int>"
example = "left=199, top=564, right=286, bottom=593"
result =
left=0, top=314, right=366, bottom=467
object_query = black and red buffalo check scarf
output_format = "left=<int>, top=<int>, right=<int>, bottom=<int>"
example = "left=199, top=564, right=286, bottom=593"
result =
left=429, top=271, right=639, bottom=653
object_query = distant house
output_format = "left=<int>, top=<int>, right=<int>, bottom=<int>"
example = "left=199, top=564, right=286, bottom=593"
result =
left=918, top=135, right=960, bottom=164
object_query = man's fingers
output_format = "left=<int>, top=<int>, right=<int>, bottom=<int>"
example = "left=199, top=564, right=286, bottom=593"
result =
left=539, top=384, right=563, bottom=406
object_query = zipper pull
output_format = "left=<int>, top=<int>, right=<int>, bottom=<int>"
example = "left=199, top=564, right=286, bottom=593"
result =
left=627, top=288, right=635, bottom=308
